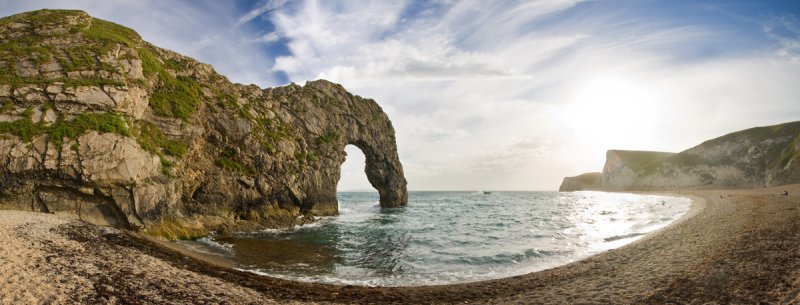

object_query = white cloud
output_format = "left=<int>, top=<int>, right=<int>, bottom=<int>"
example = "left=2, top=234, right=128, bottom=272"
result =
left=246, top=32, right=281, bottom=44
left=763, top=13, right=800, bottom=63
left=272, top=1, right=800, bottom=191
left=3, top=1, right=799, bottom=191
left=233, top=0, right=289, bottom=28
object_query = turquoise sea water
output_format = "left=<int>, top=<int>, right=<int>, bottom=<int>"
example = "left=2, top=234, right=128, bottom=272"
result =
left=188, top=191, right=691, bottom=287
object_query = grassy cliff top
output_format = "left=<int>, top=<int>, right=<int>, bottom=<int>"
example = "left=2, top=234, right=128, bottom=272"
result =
left=695, top=121, right=800, bottom=147
left=607, top=150, right=676, bottom=172
left=566, top=172, right=602, bottom=184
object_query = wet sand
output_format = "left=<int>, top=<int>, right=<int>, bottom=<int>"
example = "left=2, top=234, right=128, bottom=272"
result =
left=1, top=185, right=799, bottom=304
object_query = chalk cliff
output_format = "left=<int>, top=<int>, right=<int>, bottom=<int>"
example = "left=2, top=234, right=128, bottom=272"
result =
left=0, top=10, right=407, bottom=237
left=560, top=121, right=800, bottom=191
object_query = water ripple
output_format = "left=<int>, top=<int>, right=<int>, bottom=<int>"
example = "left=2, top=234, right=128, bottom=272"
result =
left=210, top=191, right=690, bottom=286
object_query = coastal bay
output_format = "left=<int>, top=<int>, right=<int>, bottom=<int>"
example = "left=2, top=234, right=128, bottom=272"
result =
left=1, top=185, right=797, bottom=304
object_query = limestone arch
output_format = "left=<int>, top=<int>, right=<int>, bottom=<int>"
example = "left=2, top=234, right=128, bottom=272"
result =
left=344, top=140, right=407, bottom=208
left=293, top=80, right=408, bottom=216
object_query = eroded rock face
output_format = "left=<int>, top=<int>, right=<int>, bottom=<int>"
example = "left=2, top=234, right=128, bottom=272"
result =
left=0, top=9, right=407, bottom=232
left=78, top=132, right=161, bottom=185
left=194, top=80, right=408, bottom=219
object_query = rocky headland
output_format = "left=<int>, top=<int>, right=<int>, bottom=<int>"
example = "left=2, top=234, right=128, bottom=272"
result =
left=0, top=9, right=407, bottom=238
left=560, top=121, right=800, bottom=191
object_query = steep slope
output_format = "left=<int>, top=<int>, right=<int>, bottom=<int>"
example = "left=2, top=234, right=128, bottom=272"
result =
left=560, top=121, right=800, bottom=191
left=601, top=150, right=676, bottom=189
left=558, top=172, right=602, bottom=191
left=0, top=9, right=407, bottom=237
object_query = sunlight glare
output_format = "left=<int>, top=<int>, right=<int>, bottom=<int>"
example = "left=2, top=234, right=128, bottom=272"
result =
left=561, top=76, right=660, bottom=147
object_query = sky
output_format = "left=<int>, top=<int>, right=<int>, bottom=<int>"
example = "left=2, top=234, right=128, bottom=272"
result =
left=2, top=0, right=800, bottom=191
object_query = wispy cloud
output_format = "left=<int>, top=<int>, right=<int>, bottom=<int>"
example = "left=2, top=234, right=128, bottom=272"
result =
left=764, top=13, right=800, bottom=63
left=2, top=1, right=799, bottom=191
left=245, top=32, right=281, bottom=44
left=267, top=0, right=800, bottom=190
left=232, top=0, right=289, bottom=28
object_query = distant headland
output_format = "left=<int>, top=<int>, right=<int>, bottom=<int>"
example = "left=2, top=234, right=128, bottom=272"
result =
left=560, top=121, right=800, bottom=191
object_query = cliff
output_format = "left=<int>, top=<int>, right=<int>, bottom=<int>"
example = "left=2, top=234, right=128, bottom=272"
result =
left=0, top=10, right=407, bottom=237
left=560, top=121, right=800, bottom=191
left=558, top=172, right=602, bottom=192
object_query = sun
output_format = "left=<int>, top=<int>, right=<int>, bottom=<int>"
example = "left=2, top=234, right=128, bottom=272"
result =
left=561, top=75, right=660, bottom=147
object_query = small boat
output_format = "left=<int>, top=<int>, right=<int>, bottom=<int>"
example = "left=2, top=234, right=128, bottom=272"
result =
left=483, top=191, right=492, bottom=194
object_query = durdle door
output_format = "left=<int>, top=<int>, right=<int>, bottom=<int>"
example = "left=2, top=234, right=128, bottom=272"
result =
left=271, top=80, right=409, bottom=216
left=0, top=9, right=407, bottom=236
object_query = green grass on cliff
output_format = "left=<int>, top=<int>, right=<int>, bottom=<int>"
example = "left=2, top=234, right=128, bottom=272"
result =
left=0, top=110, right=129, bottom=147
left=148, top=75, right=202, bottom=120
left=135, top=44, right=203, bottom=121
left=215, top=148, right=256, bottom=175
left=610, top=150, right=675, bottom=173
left=0, top=108, right=188, bottom=178
left=0, top=9, right=85, bottom=28
left=83, top=18, right=140, bottom=49
left=133, top=121, right=187, bottom=158
left=0, top=10, right=135, bottom=89
left=251, top=118, right=294, bottom=153
left=669, top=121, right=800, bottom=171
left=569, top=172, right=602, bottom=185
left=294, top=151, right=318, bottom=165
left=316, top=131, right=340, bottom=145
left=0, top=9, right=204, bottom=122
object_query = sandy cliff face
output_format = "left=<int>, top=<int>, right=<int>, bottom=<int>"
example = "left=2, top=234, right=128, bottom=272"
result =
left=560, top=122, right=800, bottom=191
left=0, top=10, right=407, bottom=236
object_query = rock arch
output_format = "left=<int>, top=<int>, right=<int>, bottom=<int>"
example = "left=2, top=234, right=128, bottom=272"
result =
left=294, top=81, right=408, bottom=216
left=348, top=139, right=407, bottom=208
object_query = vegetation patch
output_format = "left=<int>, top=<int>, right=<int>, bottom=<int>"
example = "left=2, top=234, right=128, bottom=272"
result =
left=215, top=92, right=237, bottom=109
left=251, top=118, right=294, bottom=153
left=317, top=131, right=340, bottom=145
left=148, top=75, right=202, bottom=120
left=215, top=148, right=256, bottom=175
left=137, top=45, right=203, bottom=121
left=49, top=112, right=130, bottom=146
left=0, top=110, right=129, bottom=148
left=137, top=46, right=161, bottom=78
left=133, top=121, right=187, bottom=158
left=294, top=151, right=318, bottom=165
left=82, top=18, right=140, bottom=50
left=256, top=118, right=293, bottom=141
left=0, top=10, right=133, bottom=90
left=0, top=9, right=85, bottom=29
left=0, top=99, right=13, bottom=114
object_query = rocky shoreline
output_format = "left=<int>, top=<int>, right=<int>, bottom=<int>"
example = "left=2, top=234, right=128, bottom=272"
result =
left=2, top=184, right=798, bottom=304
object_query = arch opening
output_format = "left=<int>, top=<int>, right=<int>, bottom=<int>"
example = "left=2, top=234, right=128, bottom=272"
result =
left=337, top=145, right=376, bottom=193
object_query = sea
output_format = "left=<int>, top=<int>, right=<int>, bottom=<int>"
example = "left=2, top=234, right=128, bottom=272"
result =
left=182, top=191, right=691, bottom=287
